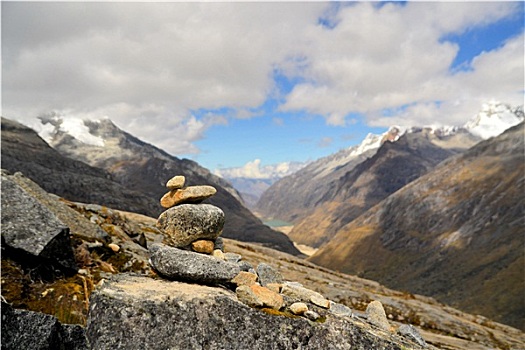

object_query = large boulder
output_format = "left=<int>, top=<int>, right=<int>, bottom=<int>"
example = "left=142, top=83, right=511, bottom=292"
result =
left=1, top=172, right=77, bottom=274
left=1, top=302, right=88, bottom=350
left=156, top=204, right=225, bottom=247
left=86, top=274, right=422, bottom=350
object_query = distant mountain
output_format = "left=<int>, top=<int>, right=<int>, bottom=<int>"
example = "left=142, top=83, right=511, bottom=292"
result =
left=224, top=177, right=275, bottom=210
left=256, top=127, right=403, bottom=223
left=215, top=160, right=308, bottom=209
left=464, top=101, right=524, bottom=139
left=3, top=116, right=300, bottom=255
left=288, top=128, right=480, bottom=248
left=310, top=122, right=525, bottom=330
left=1, top=117, right=159, bottom=215
left=257, top=101, right=523, bottom=243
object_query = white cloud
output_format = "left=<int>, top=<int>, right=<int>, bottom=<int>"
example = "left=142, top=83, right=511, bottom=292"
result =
left=2, top=1, right=523, bottom=158
left=280, top=2, right=523, bottom=126
left=2, top=2, right=325, bottom=155
left=215, top=159, right=307, bottom=180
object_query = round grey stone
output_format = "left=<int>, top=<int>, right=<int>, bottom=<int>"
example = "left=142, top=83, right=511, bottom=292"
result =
left=156, top=204, right=225, bottom=247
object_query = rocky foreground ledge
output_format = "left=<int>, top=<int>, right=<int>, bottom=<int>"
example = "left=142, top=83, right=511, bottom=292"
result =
left=86, top=274, right=424, bottom=350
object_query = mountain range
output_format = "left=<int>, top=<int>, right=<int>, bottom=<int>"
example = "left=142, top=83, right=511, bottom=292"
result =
left=287, top=127, right=481, bottom=248
left=1, top=117, right=300, bottom=255
left=310, top=121, right=525, bottom=330
left=254, top=101, right=524, bottom=329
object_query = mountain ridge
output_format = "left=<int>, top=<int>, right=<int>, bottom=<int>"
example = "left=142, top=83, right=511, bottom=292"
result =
left=2, top=117, right=301, bottom=255
left=310, top=122, right=525, bottom=330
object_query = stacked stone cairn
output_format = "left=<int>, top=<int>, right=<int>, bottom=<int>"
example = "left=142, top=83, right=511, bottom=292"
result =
left=149, top=175, right=427, bottom=345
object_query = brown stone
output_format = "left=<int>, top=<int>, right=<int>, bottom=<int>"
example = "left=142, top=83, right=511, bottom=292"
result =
left=191, top=240, right=215, bottom=254
left=231, top=271, right=258, bottom=287
left=236, top=285, right=263, bottom=308
left=289, top=302, right=308, bottom=315
left=310, top=294, right=331, bottom=309
left=108, top=243, right=120, bottom=253
left=160, top=185, right=217, bottom=208
left=212, top=249, right=225, bottom=260
left=266, top=283, right=282, bottom=294
left=166, top=175, right=185, bottom=190
left=250, top=285, right=284, bottom=310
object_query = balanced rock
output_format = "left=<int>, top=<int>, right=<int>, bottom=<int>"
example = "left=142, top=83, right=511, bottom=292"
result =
left=166, top=175, right=185, bottom=190
left=149, top=243, right=239, bottom=285
left=191, top=240, right=215, bottom=254
left=156, top=204, right=224, bottom=248
left=160, top=185, right=217, bottom=208
left=366, top=300, right=391, bottom=332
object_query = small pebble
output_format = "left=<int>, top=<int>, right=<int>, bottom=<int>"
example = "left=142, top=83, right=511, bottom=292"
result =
left=191, top=240, right=215, bottom=254
left=305, top=310, right=320, bottom=321
left=108, top=243, right=120, bottom=252
left=212, top=249, right=225, bottom=260
left=166, top=175, right=185, bottom=190
left=224, top=252, right=242, bottom=263
left=310, top=295, right=330, bottom=309
left=289, top=302, right=308, bottom=315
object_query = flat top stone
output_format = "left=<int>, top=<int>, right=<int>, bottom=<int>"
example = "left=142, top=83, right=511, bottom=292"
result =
left=149, top=243, right=240, bottom=284
left=97, top=275, right=230, bottom=303
left=166, top=176, right=185, bottom=190
left=160, top=186, right=217, bottom=208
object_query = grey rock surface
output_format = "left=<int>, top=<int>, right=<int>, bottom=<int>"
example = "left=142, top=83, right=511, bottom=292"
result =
left=86, top=274, right=417, bottom=350
left=256, top=262, right=284, bottom=286
left=1, top=302, right=88, bottom=350
left=1, top=173, right=77, bottom=273
left=149, top=243, right=240, bottom=284
left=156, top=204, right=225, bottom=247
left=366, top=300, right=391, bottom=332
left=281, top=283, right=326, bottom=304
left=398, top=324, right=427, bottom=348
left=329, top=301, right=354, bottom=318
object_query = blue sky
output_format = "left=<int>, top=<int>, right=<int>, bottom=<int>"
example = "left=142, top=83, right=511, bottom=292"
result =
left=2, top=2, right=524, bottom=178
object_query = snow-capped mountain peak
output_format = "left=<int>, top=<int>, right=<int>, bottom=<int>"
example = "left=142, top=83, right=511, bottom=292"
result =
left=349, top=126, right=404, bottom=157
left=38, top=114, right=105, bottom=147
left=464, top=101, right=524, bottom=139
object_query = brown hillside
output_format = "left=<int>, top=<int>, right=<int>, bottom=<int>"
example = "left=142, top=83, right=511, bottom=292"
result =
left=310, top=122, right=525, bottom=330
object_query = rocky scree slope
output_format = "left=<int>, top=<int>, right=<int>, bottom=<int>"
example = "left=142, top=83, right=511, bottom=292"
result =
left=288, top=129, right=477, bottom=248
left=310, top=122, right=525, bottom=330
left=2, top=117, right=299, bottom=255
left=2, top=172, right=524, bottom=349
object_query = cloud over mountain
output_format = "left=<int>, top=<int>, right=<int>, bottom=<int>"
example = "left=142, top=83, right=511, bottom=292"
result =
left=215, top=159, right=307, bottom=180
left=3, top=2, right=523, bottom=158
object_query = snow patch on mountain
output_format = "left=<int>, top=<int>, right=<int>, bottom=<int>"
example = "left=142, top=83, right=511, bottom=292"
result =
left=464, top=101, right=524, bottom=139
left=38, top=115, right=105, bottom=147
